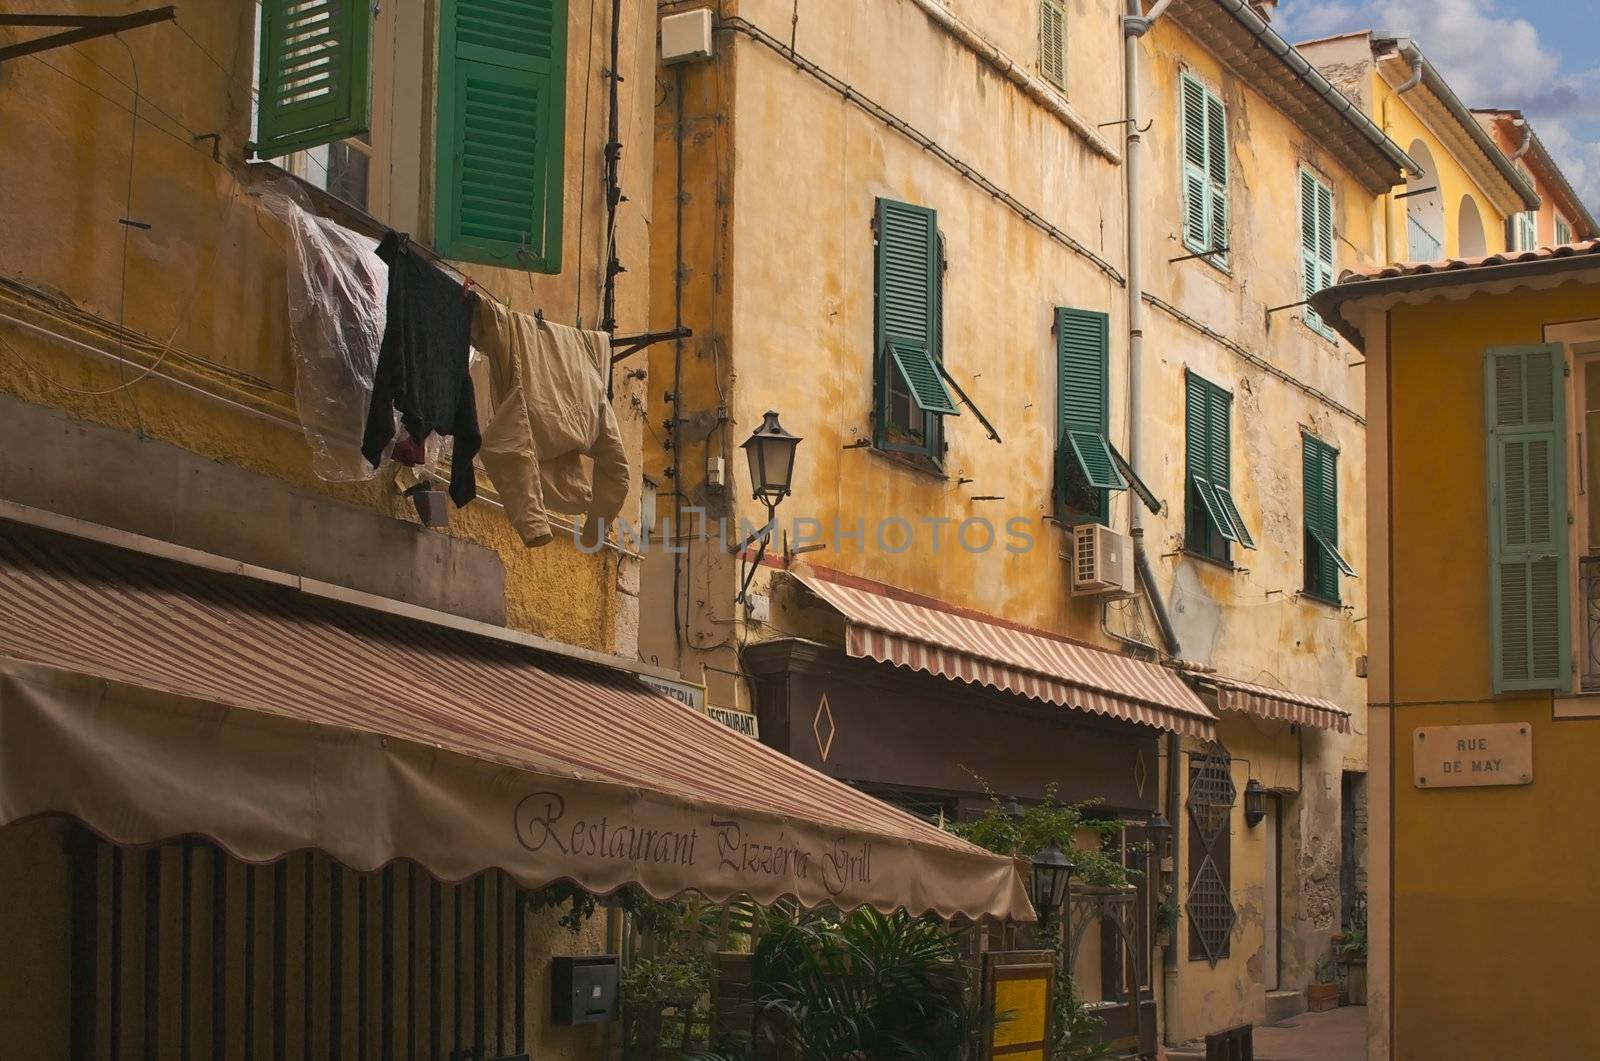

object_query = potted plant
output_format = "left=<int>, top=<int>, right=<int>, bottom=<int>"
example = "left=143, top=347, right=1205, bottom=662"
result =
left=1338, top=928, right=1368, bottom=1006
left=1308, top=955, right=1340, bottom=1012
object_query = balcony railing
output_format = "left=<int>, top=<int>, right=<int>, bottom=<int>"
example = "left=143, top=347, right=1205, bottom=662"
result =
left=1583, top=555, right=1600, bottom=692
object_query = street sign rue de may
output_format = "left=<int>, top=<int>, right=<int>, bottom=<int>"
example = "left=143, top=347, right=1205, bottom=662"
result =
left=1413, top=723, right=1532, bottom=789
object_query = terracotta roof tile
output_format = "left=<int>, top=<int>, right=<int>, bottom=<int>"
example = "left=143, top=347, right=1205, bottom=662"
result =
left=1336, top=239, right=1600, bottom=285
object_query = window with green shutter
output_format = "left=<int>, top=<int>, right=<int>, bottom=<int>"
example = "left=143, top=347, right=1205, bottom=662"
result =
left=255, top=0, right=374, bottom=158
left=1300, top=169, right=1336, bottom=340
left=1185, top=371, right=1253, bottom=560
left=1557, top=216, right=1574, bottom=246
left=875, top=198, right=956, bottom=460
left=1038, top=0, right=1066, bottom=90
left=435, top=0, right=568, bottom=272
left=1055, top=308, right=1118, bottom=523
left=1486, top=344, right=1571, bottom=692
left=1180, top=73, right=1228, bottom=264
left=1302, top=435, right=1353, bottom=603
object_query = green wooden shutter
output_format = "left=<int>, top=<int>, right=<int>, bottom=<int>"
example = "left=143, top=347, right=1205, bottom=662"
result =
left=1181, top=76, right=1210, bottom=252
left=1056, top=308, right=1115, bottom=516
left=1300, top=170, right=1336, bottom=337
left=256, top=0, right=373, bottom=157
left=436, top=0, right=568, bottom=271
left=1486, top=345, right=1570, bottom=692
left=1205, top=92, right=1228, bottom=258
left=1039, top=0, right=1066, bottom=89
left=875, top=199, right=953, bottom=454
left=1303, top=435, right=1346, bottom=601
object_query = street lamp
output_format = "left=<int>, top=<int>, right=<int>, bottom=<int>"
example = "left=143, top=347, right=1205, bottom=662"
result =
left=741, top=410, right=802, bottom=509
left=735, top=411, right=802, bottom=604
left=1030, top=841, right=1075, bottom=916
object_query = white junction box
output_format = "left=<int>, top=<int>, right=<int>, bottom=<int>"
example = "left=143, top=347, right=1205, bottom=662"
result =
left=661, top=9, right=714, bottom=65
left=1070, top=523, right=1135, bottom=597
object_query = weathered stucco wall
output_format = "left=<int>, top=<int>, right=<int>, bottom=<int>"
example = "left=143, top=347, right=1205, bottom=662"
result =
left=1372, top=281, right=1600, bottom=1060
left=644, top=0, right=1132, bottom=709
left=645, top=1, right=1379, bottom=1047
left=0, top=0, right=657, bottom=656
left=1136, top=18, right=1376, bottom=1043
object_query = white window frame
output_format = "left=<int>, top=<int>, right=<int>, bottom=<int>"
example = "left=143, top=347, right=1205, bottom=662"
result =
left=1557, top=215, right=1574, bottom=247
left=1550, top=319, right=1600, bottom=710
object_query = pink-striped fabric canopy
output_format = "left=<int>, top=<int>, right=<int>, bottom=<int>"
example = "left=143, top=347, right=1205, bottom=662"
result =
left=1187, top=671, right=1353, bottom=733
left=0, top=523, right=1033, bottom=922
left=794, top=572, right=1216, bottom=738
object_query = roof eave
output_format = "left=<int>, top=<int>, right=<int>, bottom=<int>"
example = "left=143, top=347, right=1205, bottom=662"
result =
left=1312, top=251, right=1600, bottom=350
left=1172, top=0, right=1414, bottom=193
left=1375, top=35, right=1542, bottom=212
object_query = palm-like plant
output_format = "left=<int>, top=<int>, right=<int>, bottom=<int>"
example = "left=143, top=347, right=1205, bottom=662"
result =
left=750, top=906, right=983, bottom=1060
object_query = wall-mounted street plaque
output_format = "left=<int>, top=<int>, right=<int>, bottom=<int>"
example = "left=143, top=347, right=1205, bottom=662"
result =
left=1413, top=723, right=1532, bottom=789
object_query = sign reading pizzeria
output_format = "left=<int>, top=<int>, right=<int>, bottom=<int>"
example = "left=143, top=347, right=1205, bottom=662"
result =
left=1413, top=723, right=1532, bottom=789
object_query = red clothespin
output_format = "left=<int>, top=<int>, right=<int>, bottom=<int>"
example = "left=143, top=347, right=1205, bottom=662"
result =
left=462, top=276, right=476, bottom=300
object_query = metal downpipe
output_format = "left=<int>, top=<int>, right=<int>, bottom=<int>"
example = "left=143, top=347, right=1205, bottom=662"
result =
left=1124, top=0, right=1180, bottom=657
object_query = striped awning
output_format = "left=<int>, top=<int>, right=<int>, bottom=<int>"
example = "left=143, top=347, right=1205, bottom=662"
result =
left=1188, top=670, right=1353, bottom=733
left=0, top=522, right=1032, bottom=922
left=794, top=572, right=1216, bottom=738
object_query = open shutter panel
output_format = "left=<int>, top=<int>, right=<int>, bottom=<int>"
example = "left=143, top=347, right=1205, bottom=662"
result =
left=256, top=0, right=373, bottom=157
left=1487, top=346, right=1570, bottom=692
left=1181, top=77, right=1210, bottom=252
left=1205, top=93, right=1228, bottom=256
left=436, top=0, right=567, bottom=270
left=886, top=340, right=958, bottom=416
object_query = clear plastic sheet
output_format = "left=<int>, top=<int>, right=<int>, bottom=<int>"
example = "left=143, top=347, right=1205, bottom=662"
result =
left=258, top=180, right=390, bottom=482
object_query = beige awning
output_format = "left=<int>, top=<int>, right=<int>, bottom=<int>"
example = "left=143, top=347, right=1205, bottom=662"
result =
left=0, top=523, right=1032, bottom=922
left=1187, top=670, right=1353, bottom=733
left=794, top=571, right=1216, bottom=738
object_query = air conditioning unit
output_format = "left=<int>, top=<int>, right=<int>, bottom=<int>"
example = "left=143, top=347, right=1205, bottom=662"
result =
left=1070, top=523, right=1135, bottom=597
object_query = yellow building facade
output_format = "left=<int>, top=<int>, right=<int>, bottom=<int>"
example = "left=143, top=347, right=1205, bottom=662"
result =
left=1299, top=30, right=1539, bottom=262
left=1318, top=247, right=1600, bottom=1059
left=645, top=0, right=1407, bottom=1048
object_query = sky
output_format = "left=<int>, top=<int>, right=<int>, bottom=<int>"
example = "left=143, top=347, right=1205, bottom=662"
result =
left=1276, top=0, right=1600, bottom=219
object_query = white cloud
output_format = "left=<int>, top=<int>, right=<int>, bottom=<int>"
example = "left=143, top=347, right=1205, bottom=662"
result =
left=1278, top=0, right=1600, bottom=214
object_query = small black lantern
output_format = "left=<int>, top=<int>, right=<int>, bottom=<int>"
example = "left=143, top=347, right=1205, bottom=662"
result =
left=1029, top=841, right=1074, bottom=915
left=1243, top=779, right=1267, bottom=827
left=740, top=410, right=802, bottom=508
left=1146, top=812, right=1174, bottom=861
left=1002, top=796, right=1024, bottom=820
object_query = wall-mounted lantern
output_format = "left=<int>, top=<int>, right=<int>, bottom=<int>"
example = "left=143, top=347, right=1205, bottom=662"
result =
left=1146, top=812, right=1174, bottom=861
left=1243, top=779, right=1267, bottom=827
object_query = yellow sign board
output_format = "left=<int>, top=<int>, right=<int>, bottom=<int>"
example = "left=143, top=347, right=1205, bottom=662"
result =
left=983, top=951, right=1053, bottom=1059
left=992, top=977, right=1049, bottom=1048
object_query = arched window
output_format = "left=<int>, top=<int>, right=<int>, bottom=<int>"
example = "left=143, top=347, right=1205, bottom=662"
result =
left=1459, top=195, right=1488, bottom=258
left=1405, top=139, right=1445, bottom=261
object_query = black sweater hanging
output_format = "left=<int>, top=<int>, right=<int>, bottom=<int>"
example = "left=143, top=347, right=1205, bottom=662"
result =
left=362, top=231, right=481, bottom=507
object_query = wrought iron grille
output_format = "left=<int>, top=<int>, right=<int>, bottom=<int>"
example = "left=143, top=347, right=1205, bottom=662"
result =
left=1582, top=555, right=1600, bottom=691
left=1186, top=743, right=1237, bottom=967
